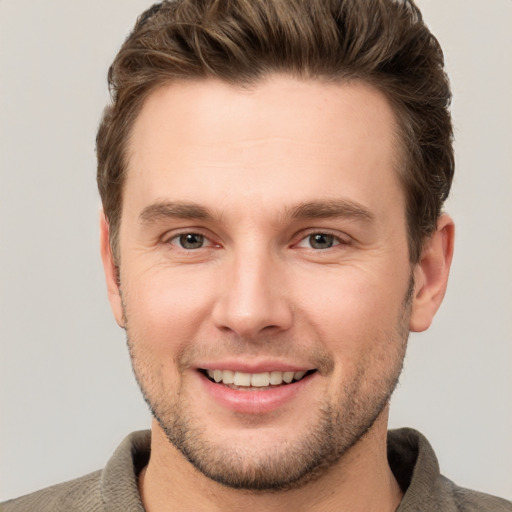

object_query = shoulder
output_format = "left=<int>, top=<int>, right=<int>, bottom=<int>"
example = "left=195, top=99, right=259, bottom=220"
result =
left=389, top=428, right=512, bottom=512
left=1, top=430, right=150, bottom=512
left=440, top=477, right=512, bottom=512
left=1, top=470, right=104, bottom=512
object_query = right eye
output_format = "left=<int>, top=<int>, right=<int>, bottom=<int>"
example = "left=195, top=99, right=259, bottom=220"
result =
left=169, top=233, right=211, bottom=250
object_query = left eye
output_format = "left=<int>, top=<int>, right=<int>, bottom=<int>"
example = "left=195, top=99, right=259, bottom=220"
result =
left=297, top=233, right=340, bottom=250
left=170, top=233, right=209, bottom=250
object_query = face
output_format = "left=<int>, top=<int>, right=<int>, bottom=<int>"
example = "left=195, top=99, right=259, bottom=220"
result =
left=108, top=76, right=415, bottom=490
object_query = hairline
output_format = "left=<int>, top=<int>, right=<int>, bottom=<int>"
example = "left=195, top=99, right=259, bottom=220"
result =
left=108, top=73, right=426, bottom=265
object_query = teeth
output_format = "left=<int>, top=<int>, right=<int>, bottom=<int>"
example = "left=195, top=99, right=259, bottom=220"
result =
left=205, top=369, right=309, bottom=386
left=282, top=371, right=294, bottom=384
left=269, top=371, right=283, bottom=385
left=251, top=372, right=270, bottom=387
left=222, top=370, right=234, bottom=384
left=234, top=371, right=251, bottom=386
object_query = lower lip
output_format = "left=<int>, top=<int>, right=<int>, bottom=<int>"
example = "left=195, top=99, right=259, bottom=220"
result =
left=199, top=372, right=315, bottom=414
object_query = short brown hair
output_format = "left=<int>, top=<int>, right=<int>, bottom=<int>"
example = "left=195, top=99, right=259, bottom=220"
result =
left=96, top=0, right=454, bottom=263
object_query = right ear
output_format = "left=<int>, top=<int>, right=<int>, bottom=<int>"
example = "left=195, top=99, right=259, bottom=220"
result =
left=99, top=210, right=125, bottom=328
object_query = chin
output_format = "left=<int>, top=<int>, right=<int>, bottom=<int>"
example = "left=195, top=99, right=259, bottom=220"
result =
left=151, top=392, right=389, bottom=491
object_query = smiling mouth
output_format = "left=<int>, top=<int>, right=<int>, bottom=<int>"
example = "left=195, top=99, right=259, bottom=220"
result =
left=200, top=369, right=316, bottom=390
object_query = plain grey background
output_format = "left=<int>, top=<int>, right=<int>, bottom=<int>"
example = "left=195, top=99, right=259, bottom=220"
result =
left=1, top=0, right=511, bottom=502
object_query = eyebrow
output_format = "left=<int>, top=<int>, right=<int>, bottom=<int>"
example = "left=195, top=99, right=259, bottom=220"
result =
left=139, top=201, right=215, bottom=224
left=288, top=199, right=375, bottom=223
left=138, top=199, right=375, bottom=225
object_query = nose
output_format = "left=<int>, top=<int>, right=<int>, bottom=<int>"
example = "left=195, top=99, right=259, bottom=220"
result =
left=211, top=248, right=293, bottom=339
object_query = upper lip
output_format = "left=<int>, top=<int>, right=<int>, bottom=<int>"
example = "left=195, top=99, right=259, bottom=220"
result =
left=195, top=360, right=315, bottom=373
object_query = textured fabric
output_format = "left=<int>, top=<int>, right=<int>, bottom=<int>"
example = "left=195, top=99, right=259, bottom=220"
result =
left=389, top=429, right=512, bottom=511
left=2, top=431, right=149, bottom=512
left=3, top=428, right=511, bottom=511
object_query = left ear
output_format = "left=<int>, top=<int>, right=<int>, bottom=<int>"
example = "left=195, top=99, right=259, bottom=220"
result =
left=409, top=214, right=455, bottom=332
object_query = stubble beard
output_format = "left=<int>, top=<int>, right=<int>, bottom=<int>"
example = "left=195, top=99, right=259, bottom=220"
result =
left=124, top=280, right=412, bottom=492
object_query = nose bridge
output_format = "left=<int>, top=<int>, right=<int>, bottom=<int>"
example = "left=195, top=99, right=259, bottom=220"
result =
left=212, top=241, right=292, bottom=338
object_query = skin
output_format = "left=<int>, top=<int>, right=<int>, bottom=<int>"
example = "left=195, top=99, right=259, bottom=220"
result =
left=101, top=75, right=454, bottom=511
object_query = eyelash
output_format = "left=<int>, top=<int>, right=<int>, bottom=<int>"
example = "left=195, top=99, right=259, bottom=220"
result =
left=295, top=231, right=351, bottom=250
left=166, top=231, right=217, bottom=250
left=164, top=230, right=351, bottom=251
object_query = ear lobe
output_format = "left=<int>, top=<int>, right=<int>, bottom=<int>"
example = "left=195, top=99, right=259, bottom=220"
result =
left=409, top=214, right=455, bottom=332
left=99, top=210, right=125, bottom=328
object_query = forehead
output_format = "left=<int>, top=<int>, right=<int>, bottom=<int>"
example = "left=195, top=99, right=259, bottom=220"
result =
left=124, top=76, right=404, bottom=223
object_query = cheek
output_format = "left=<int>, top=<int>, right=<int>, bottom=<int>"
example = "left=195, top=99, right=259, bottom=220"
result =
left=292, top=264, right=409, bottom=364
left=296, top=265, right=404, bottom=326
left=121, top=265, right=217, bottom=354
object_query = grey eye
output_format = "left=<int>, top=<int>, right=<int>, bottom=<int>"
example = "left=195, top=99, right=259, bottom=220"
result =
left=308, top=233, right=335, bottom=249
left=178, top=233, right=205, bottom=249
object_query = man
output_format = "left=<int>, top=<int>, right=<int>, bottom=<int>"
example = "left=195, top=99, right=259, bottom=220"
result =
left=3, top=0, right=511, bottom=510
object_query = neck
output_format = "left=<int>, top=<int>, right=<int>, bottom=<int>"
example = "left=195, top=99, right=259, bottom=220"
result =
left=138, top=411, right=403, bottom=512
